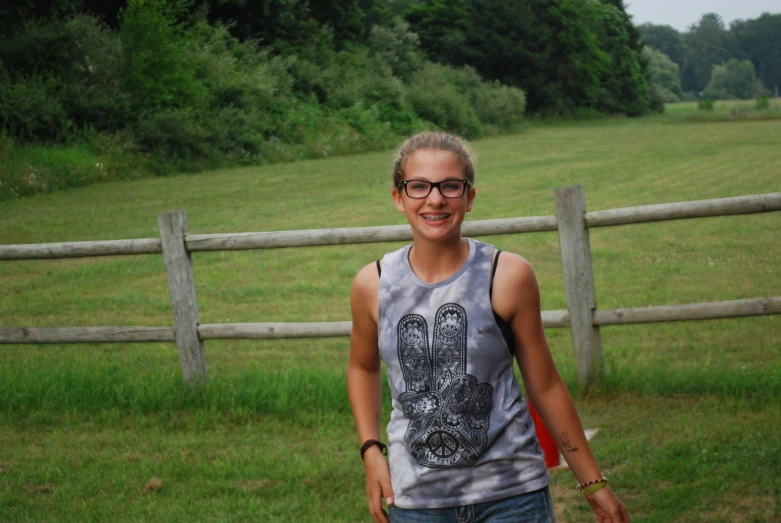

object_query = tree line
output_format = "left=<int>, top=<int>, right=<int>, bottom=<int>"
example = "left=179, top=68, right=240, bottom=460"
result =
left=2, top=0, right=773, bottom=199
left=640, top=12, right=781, bottom=102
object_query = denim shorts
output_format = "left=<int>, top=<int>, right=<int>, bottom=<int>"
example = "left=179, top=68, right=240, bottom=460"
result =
left=388, top=486, right=555, bottom=523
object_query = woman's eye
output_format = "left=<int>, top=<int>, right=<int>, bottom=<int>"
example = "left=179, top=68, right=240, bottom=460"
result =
left=442, top=182, right=462, bottom=191
left=409, top=182, right=429, bottom=191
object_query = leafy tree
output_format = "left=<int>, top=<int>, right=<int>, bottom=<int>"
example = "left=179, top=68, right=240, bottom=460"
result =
left=705, top=59, right=761, bottom=100
left=387, top=0, right=414, bottom=16
left=204, top=0, right=316, bottom=48
left=0, top=0, right=85, bottom=37
left=404, top=0, right=470, bottom=65
left=368, top=18, right=423, bottom=80
left=119, top=0, right=203, bottom=112
left=531, top=0, right=611, bottom=113
left=405, top=0, right=652, bottom=115
left=642, top=46, right=682, bottom=102
left=681, top=13, right=736, bottom=93
left=731, top=13, right=781, bottom=95
left=455, top=0, right=540, bottom=102
left=596, top=0, right=650, bottom=115
left=638, top=23, right=684, bottom=66
left=309, top=0, right=390, bottom=47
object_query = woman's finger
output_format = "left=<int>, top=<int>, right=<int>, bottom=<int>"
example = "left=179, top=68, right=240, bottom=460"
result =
left=367, top=482, right=389, bottom=523
left=379, top=475, right=395, bottom=508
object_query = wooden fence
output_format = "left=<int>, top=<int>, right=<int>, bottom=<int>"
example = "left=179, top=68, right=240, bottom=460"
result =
left=2, top=186, right=780, bottom=392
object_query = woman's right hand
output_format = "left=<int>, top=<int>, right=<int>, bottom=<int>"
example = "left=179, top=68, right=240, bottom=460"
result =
left=363, top=446, right=394, bottom=523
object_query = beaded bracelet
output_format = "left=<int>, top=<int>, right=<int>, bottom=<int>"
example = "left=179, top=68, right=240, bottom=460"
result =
left=582, top=479, right=608, bottom=495
left=577, top=475, right=608, bottom=494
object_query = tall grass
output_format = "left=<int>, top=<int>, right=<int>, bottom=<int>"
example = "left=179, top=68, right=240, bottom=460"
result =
left=0, top=353, right=355, bottom=419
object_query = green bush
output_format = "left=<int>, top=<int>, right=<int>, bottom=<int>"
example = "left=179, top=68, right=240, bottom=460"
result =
left=474, top=81, right=526, bottom=129
left=0, top=73, right=69, bottom=141
left=131, top=108, right=220, bottom=172
left=697, top=98, right=715, bottom=111
left=571, top=107, right=607, bottom=120
left=706, top=59, right=759, bottom=101
left=408, top=63, right=483, bottom=138
left=0, top=15, right=129, bottom=140
left=756, top=94, right=770, bottom=110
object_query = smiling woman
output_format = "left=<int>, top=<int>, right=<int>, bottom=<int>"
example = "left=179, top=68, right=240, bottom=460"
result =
left=346, top=132, right=629, bottom=523
left=391, top=148, right=475, bottom=252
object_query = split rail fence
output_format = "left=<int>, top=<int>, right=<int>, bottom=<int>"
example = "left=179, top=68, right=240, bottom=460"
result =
left=2, top=186, right=780, bottom=391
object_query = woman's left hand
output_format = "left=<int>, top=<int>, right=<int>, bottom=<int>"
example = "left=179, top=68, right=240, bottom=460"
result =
left=584, top=485, right=629, bottom=523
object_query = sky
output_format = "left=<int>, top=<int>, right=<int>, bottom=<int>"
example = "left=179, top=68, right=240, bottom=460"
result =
left=624, top=0, right=780, bottom=31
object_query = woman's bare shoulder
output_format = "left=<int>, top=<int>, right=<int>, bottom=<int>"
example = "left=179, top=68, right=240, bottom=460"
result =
left=492, top=251, right=540, bottom=321
left=351, top=261, right=381, bottom=300
left=495, top=251, right=536, bottom=285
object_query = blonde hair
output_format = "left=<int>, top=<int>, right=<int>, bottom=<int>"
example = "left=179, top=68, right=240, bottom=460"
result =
left=392, top=132, right=476, bottom=188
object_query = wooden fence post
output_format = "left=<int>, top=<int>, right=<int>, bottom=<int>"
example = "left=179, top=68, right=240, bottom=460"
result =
left=553, top=185, right=603, bottom=393
left=158, top=210, right=207, bottom=386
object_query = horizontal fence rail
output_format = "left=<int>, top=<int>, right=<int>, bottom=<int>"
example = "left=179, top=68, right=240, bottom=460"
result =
left=0, top=238, right=162, bottom=260
left=585, top=192, right=781, bottom=228
left=2, top=297, right=779, bottom=344
left=3, top=193, right=777, bottom=261
left=0, top=326, right=176, bottom=343
left=594, top=297, right=781, bottom=326
left=2, top=189, right=779, bottom=390
left=186, top=216, right=560, bottom=252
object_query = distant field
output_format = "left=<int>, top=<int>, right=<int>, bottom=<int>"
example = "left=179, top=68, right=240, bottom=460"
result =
left=1, top=115, right=780, bottom=521
left=651, top=97, right=781, bottom=122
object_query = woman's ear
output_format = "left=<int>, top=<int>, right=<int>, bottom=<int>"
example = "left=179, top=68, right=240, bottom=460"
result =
left=466, top=186, right=476, bottom=212
left=392, top=186, right=405, bottom=213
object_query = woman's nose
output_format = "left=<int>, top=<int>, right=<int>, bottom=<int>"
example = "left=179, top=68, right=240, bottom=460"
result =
left=427, top=186, right=447, bottom=204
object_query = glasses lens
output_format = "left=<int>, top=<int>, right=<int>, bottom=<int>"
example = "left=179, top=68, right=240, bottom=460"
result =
left=405, top=181, right=431, bottom=198
left=440, top=181, right=465, bottom=198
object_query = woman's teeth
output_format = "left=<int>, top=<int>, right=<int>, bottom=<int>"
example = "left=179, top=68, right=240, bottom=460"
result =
left=423, top=214, right=448, bottom=221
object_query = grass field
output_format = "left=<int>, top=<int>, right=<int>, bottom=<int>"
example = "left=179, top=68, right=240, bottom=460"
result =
left=1, top=108, right=780, bottom=521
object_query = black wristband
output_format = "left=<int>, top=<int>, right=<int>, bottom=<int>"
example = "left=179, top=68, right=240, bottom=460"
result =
left=360, top=439, right=387, bottom=460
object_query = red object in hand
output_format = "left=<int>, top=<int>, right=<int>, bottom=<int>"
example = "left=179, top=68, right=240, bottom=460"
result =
left=527, top=400, right=561, bottom=468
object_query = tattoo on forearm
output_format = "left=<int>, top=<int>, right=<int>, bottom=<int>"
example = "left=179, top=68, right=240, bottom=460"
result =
left=561, top=432, right=579, bottom=452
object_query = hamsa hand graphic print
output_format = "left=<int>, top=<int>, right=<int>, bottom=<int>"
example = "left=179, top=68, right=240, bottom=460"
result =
left=397, top=303, right=494, bottom=468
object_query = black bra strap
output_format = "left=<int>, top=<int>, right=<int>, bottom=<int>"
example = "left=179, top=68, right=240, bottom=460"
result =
left=489, top=250, right=502, bottom=299
left=376, top=259, right=382, bottom=278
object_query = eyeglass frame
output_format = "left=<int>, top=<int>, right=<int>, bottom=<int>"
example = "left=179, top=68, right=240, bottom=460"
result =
left=398, top=179, right=471, bottom=199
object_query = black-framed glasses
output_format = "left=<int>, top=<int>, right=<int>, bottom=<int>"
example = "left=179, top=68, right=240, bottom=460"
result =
left=400, top=179, right=470, bottom=199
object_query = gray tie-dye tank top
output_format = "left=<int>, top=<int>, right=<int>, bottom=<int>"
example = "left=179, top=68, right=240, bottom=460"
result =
left=378, top=238, right=550, bottom=509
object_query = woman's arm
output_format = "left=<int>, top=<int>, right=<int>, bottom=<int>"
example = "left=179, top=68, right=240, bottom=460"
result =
left=346, top=262, right=394, bottom=523
left=492, top=253, right=629, bottom=523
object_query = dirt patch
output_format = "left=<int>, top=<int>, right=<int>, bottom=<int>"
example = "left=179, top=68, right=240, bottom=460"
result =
left=237, top=479, right=270, bottom=491
left=144, top=477, right=163, bottom=492
left=123, top=453, right=143, bottom=462
left=24, top=484, right=53, bottom=494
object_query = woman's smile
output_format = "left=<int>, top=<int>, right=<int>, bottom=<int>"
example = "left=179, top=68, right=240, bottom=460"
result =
left=421, top=213, right=450, bottom=222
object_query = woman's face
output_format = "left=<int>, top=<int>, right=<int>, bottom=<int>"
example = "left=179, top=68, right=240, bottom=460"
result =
left=391, top=149, right=476, bottom=244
